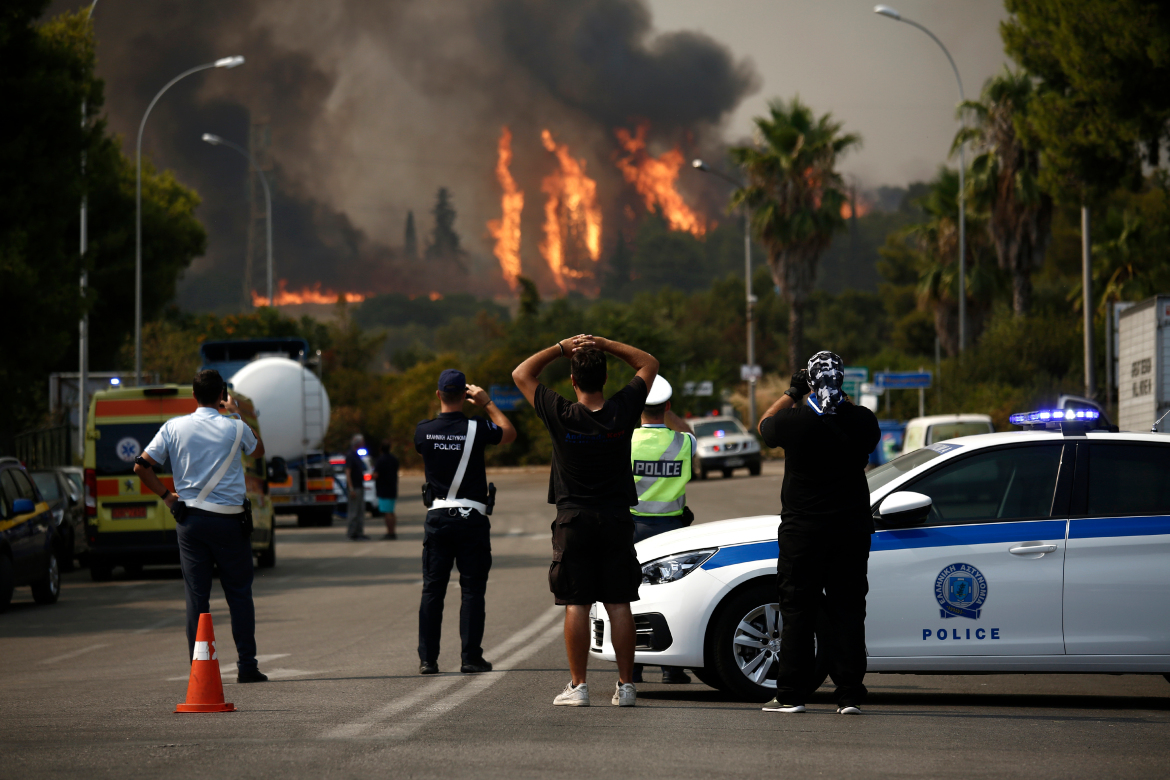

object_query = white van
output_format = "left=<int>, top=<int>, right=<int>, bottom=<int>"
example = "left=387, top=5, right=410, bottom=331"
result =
left=901, top=414, right=994, bottom=454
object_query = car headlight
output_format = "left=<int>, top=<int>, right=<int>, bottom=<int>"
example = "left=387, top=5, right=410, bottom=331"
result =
left=641, top=549, right=716, bottom=585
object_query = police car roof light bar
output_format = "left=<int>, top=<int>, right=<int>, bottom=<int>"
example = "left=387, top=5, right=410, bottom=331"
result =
left=1009, top=408, right=1100, bottom=433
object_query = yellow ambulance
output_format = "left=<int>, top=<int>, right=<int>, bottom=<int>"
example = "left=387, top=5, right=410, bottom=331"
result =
left=83, top=385, right=276, bottom=580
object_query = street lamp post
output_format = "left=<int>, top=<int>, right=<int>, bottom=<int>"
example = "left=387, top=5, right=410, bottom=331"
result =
left=135, top=56, right=244, bottom=385
left=78, top=0, right=100, bottom=459
left=874, top=5, right=967, bottom=353
left=201, top=133, right=273, bottom=305
left=693, top=159, right=757, bottom=428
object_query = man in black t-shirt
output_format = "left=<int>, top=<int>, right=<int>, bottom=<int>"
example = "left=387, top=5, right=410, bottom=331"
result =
left=371, top=441, right=399, bottom=539
left=756, top=351, right=880, bottom=715
left=414, top=369, right=516, bottom=675
left=513, top=335, right=658, bottom=708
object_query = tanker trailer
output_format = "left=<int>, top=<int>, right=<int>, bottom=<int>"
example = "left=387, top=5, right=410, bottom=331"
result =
left=230, top=357, right=337, bottom=527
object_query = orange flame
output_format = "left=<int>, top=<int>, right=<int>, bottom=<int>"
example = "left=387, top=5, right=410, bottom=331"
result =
left=613, top=125, right=706, bottom=237
left=486, top=127, right=524, bottom=291
left=840, top=198, right=871, bottom=219
left=540, top=129, right=602, bottom=293
left=252, top=280, right=367, bottom=307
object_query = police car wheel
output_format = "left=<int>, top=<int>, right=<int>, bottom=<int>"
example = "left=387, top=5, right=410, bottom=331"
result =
left=710, top=580, right=830, bottom=701
left=722, top=469, right=734, bottom=479
left=748, top=463, right=761, bottom=476
left=0, top=554, right=14, bottom=614
left=691, top=666, right=727, bottom=692
left=31, top=551, right=60, bottom=605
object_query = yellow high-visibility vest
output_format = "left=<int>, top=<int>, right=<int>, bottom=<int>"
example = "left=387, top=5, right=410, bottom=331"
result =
left=630, top=427, right=692, bottom=517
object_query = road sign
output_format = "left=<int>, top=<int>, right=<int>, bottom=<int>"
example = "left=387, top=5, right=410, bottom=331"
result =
left=683, top=380, right=714, bottom=397
left=740, top=364, right=762, bottom=381
left=875, top=371, right=932, bottom=390
left=489, top=384, right=526, bottom=411
left=842, top=367, right=868, bottom=397
left=859, top=382, right=883, bottom=396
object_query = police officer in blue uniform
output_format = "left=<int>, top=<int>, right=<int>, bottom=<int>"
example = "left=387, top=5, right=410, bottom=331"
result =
left=415, top=370, right=516, bottom=675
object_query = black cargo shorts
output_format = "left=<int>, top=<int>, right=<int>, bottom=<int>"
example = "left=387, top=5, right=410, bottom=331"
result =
left=548, top=506, right=642, bottom=606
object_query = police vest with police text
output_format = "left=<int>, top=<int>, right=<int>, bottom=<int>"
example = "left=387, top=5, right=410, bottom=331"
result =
left=630, top=427, right=692, bottom=517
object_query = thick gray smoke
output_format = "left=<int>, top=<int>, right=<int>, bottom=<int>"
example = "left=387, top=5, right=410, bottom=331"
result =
left=69, top=0, right=758, bottom=308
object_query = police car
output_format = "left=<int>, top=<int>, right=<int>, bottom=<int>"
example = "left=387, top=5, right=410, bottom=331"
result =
left=590, top=410, right=1170, bottom=699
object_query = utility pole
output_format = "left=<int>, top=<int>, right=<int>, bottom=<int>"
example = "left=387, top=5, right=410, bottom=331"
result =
left=1083, top=206, right=1095, bottom=398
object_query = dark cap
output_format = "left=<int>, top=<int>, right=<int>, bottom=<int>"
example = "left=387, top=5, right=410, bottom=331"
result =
left=438, top=369, right=466, bottom=392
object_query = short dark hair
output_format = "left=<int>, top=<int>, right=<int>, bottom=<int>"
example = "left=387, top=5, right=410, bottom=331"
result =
left=381, top=441, right=391, bottom=454
left=570, top=348, right=607, bottom=393
left=643, top=401, right=667, bottom=419
left=439, top=389, right=465, bottom=405
left=193, top=369, right=226, bottom=405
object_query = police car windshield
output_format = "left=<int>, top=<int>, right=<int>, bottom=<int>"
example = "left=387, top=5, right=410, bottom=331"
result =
left=866, top=447, right=942, bottom=494
left=694, top=420, right=746, bottom=438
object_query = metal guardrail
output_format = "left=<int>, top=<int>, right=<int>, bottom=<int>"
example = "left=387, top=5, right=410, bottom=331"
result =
left=13, top=425, right=72, bottom=469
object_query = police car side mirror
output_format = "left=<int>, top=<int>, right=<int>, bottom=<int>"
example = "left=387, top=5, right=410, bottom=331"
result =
left=876, top=491, right=932, bottom=528
left=12, top=498, right=35, bottom=515
left=267, top=457, right=288, bottom=484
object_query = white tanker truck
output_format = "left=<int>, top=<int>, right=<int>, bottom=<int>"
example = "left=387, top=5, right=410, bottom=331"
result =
left=201, top=340, right=338, bottom=527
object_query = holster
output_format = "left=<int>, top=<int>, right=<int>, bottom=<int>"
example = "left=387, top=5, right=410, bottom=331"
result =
left=170, top=500, right=188, bottom=524
left=486, top=482, right=497, bottom=516
left=681, top=505, right=695, bottom=528
left=241, top=498, right=254, bottom=538
left=421, top=482, right=436, bottom=508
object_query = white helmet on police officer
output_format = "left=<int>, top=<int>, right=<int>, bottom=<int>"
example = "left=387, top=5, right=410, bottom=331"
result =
left=646, top=375, right=673, bottom=406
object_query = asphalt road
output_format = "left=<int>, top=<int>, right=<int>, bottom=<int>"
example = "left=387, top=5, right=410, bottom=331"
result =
left=2, top=461, right=1168, bottom=779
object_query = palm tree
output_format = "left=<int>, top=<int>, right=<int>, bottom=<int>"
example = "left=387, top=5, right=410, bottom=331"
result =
left=954, top=68, right=1052, bottom=316
left=907, top=168, right=1000, bottom=356
left=729, top=97, right=860, bottom=373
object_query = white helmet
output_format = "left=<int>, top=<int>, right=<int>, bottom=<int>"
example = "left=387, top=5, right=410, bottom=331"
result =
left=646, top=375, right=673, bottom=405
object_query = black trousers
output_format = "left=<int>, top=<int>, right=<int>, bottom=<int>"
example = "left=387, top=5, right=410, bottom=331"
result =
left=418, top=508, right=492, bottom=664
left=774, top=522, right=870, bottom=706
left=175, top=512, right=257, bottom=671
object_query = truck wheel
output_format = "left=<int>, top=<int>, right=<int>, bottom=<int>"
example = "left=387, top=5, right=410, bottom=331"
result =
left=256, top=528, right=276, bottom=569
left=295, top=511, right=314, bottom=528
left=31, top=550, right=61, bottom=605
left=315, top=509, right=334, bottom=527
left=90, top=561, right=113, bottom=582
left=721, top=469, right=734, bottom=479
left=709, top=580, right=829, bottom=701
left=0, top=554, right=14, bottom=614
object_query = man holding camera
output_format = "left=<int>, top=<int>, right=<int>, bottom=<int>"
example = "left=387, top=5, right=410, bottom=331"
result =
left=414, top=370, right=516, bottom=675
left=756, top=352, right=880, bottom=715
left=133, top=369, right=269, bottom=684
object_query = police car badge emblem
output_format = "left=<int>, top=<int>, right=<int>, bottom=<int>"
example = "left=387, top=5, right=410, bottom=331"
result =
left=935, top=563, right=987, bottom=619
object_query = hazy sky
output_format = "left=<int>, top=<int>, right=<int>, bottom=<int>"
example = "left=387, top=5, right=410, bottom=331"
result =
left=648, top=0, right=1013, bottom=187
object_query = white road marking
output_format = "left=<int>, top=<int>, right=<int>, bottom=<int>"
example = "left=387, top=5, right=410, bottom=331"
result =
left=375, top=621, right=563, bottom=740
left=322, top=605, right=562, bottom=740
left=165, top=653, right=292, bottom=681
left=39, top=644, right=109, bottom=664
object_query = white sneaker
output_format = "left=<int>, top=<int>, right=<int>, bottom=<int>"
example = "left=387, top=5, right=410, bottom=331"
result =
left=837, top=705, right=862, bottom=715
left=553, top=681, right=590, bottom=706
left=612, top=682, right=636, bottom=707
left=762, top=698, right=806, bottom=713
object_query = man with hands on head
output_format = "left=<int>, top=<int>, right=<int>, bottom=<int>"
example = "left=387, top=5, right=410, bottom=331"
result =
left=415, top=370, right=516, bottom=676
left=756, top=352, right=880, bottom=716
left=513, top=334, right=658, bottom=708
left=133, top=369, right=269, bottom=684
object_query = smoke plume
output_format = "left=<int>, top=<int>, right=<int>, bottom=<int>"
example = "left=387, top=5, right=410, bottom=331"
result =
left=70, top=0, right=759, bottom=307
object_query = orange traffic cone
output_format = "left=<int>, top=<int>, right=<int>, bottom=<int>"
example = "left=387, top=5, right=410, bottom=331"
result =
left=175, top=613, right=236, bottom=713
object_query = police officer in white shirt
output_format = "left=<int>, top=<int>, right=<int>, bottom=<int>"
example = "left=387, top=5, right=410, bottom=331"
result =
left=133, top=369, right=269, bottom=684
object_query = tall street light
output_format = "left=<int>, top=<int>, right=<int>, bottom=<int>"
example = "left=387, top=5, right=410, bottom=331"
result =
left=874, top=5, right=968, bottom=353
left=135, top=55, right=244, bottom=385
left=78, top=0, right=100, bottom=459
left=201, top=133, right=273, bottom=306
left=693, top=159, right=757, bottom=428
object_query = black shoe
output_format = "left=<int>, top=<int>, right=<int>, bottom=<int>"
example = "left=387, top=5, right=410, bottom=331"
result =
left=382, top=533, right=397, bottom=540
left=237, top=669, right=268, bottom=684
left=349, top=534, right=371, bottom=541
left=631, top=664, right=644, bottom=683
left=661, top=666, right=691, bottom=684
left=460, top=659, right=493, bottom=674
left=419, top=661, right=439, bottom=675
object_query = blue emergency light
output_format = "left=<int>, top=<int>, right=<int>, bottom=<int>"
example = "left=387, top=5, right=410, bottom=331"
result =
left=356, top=448, right=368, bottom=457
left=1009, top=408, right=1100, bottom=432
left=109, top=377, right=121, bottom=386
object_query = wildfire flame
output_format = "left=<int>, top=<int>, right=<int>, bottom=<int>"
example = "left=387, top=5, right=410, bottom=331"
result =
left=840, top=198, right=871, bottom=220
left=613, top=125, right=706, bottom=237
left=540, top=129, right=602, bottom=293
left=487, top=127, right=524, bottom=291
left=252, top=280, right=367, bottom=307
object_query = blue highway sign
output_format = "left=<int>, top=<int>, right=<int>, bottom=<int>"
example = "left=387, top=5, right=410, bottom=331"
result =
left=875, top=371, right=932, bottom=390
left=489, top=384, right=526, bottom=411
